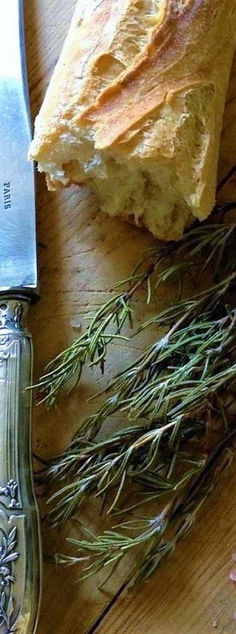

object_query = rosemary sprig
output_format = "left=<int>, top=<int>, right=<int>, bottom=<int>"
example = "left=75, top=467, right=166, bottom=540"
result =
left=33, top=293, right=132, bottom=407
left=55, top=423, right=235, bottom=585
left=33, top=218, right=236, bottom=406
left=45, top=421, right=207, bottom=525
left=44, top=272, right=235, bottom=457
left=32, top=256, right=166, bottom=406
left=132, top=434, right=235, bottom=584
left=42, top=286, right=236, bottom=527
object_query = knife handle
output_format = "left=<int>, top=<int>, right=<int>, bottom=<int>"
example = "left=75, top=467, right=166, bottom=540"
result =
left=0, top=298, right=41, bottom=634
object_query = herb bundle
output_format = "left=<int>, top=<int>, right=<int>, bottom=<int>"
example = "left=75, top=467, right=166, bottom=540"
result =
left=36, top=184, right=236, bottom=585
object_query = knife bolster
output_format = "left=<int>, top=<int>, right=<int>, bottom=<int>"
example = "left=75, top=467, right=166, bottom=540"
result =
left=0, top=296, right=30, bottom=332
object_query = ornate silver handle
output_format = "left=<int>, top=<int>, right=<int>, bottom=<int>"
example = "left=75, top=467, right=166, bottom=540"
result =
left=0, top=298, right=41, bottom=634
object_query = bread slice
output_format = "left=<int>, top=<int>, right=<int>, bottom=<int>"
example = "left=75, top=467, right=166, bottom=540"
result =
left=30, top=0, right=236, bottom=240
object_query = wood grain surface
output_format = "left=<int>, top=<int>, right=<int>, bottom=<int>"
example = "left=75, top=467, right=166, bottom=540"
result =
left=24, top=1, right=236, bottom=632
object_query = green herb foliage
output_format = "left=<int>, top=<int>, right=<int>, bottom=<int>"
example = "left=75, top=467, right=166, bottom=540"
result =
left=36, top=195, right=236, bottom=583
left=33, top=220, right=236, bottom=406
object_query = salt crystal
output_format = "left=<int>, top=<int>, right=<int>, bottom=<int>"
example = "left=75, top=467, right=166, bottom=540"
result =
left=70, top=318, right=81, bottom=332
left=229, top=567, right=236, bottom=583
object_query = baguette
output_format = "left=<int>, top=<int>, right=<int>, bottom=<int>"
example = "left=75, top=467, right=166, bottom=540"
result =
left=30, top=0, right=236, bottom=240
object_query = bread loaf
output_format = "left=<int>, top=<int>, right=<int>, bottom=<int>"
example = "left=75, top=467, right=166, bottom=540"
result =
left=30, top=0, right=236, bottom=240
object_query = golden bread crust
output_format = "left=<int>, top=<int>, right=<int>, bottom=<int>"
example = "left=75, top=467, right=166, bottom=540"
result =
left=30, top=0, right=236, bottom=240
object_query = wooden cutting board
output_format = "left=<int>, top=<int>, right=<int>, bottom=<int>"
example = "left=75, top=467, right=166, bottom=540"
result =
left=25, top=2, right=236, bottom=632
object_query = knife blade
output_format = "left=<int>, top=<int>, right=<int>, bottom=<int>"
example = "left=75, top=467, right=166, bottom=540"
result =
left=0, top=1, right=38, bottom=295
left=0, top=1, right=41, bottom=633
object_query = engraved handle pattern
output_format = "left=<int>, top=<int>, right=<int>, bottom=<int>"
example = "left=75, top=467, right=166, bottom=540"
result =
left=0, top=298, right=41, bottom=634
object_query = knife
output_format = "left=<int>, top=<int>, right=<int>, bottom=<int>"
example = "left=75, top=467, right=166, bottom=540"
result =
left=0, top=1, right=41, bottom=633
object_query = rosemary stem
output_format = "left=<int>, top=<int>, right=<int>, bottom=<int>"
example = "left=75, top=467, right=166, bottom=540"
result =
left=217, top=162, right=236, bottom=192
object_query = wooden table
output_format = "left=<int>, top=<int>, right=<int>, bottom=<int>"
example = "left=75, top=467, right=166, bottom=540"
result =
left=25, top=2, right=236, bottom=632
